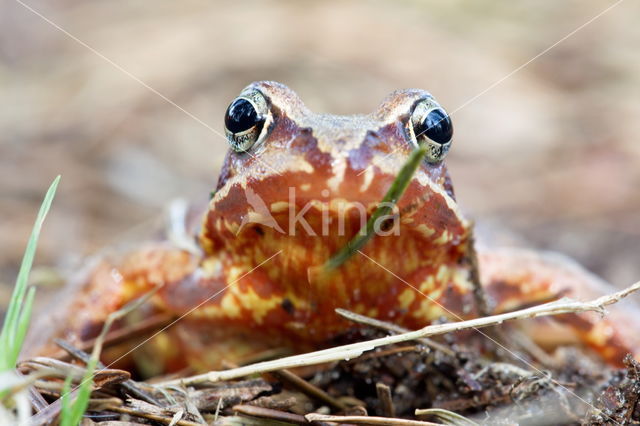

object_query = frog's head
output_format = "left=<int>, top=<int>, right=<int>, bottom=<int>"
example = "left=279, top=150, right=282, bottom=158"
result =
left=200, top=81, right=474, bottom=332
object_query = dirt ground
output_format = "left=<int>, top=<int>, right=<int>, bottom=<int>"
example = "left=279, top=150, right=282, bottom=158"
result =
left=1, top=0, right=640, bottom=304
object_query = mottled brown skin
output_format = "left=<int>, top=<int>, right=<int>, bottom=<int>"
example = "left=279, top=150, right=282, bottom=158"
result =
left=31, top=81, right=639, bottom=370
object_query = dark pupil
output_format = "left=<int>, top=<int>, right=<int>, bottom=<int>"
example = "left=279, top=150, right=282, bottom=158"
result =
left=421, top=109, right=453, bottom=144
left=225, top=98, right=261, bottom=133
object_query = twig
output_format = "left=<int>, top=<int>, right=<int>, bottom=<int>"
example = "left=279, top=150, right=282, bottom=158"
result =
left=270, top=369, right=347, bottom=411
left=233, top=405, right=308, bottom=425
left=414, top=408, right=478, bottom=426
left=21, top=357, right=129, bottom=389
left=336, top=309, right=455, bottom=356
left=28, top=387, right=48, bottom=413
left=305, top=413, right=442, bottom=425
left=354, top=345, right=422, bottom=362
left=27, top=391, right=69, bottom=425
left=376, top=383, right=395, bottom=418
left=157, top=280, right=640, bottom=387
left=106, top=405, right=203, bottom=426
left=55, top=339, right=161, bottom=405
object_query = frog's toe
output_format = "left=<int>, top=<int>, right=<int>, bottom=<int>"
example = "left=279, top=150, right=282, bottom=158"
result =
left=480, top=248, right=640, bottom=367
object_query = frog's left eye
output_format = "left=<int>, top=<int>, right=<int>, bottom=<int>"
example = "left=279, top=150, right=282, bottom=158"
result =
left=408, top=98, right=453, bottom=163
left=224, top=89, right=270, bottom=152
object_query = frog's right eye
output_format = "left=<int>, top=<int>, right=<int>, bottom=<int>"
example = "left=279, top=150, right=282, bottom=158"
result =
left=224, top=90, right=269, bottom=152
left=408, top=97, right=453, bottom=163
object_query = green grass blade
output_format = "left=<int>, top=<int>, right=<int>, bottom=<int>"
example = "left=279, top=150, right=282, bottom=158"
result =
left=60, top=375, right=73, bottom=426
left=60, top=357, right=96, bottom=426
left=57, top=287, right=160, bottom=423
left=0, top=175, right=60, bottom=371
left=321, top=146, right=428, bottom=272
left=12, top=287, right=36, bottom=365
left=72, top=358, right=97, bottom=423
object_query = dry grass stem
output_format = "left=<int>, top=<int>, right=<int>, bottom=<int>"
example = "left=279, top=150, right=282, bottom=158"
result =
left=414, top=408, right=479, bottom=426
left=376, top=383, right=396, bottom=418
left=336, top=308, right=455, bottom=356
left=158, top=280, right=640, bottom=388
left=305, top=413, right=444, bottom=425
left=270, top=369, right=347, bottom=411
left=233, top=405, right=308, bottom=425
left=105, top=404, right=203, bottom=426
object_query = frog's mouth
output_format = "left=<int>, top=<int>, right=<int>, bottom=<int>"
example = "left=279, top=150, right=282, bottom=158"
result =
left=198, top=167, right=475, bottom=341
left=203, top=162, right=469, bottom=263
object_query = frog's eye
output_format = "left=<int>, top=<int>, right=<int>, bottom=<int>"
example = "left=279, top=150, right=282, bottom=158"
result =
left=224, top=89, right=269, bottom=152
left=409, top=98, right=453, bottom=163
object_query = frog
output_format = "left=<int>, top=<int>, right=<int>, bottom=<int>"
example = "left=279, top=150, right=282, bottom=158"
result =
left=31, top=81, right=640, bottom=371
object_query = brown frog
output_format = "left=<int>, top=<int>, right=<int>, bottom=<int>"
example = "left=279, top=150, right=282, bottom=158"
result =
left=33, top=81, right=640, bottom=371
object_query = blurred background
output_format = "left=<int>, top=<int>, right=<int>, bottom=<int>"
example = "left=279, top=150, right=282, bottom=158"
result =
left=1, top=0, right=639, bottom=307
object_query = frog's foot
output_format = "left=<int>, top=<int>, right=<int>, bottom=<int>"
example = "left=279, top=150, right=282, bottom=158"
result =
left=479, top=248, right=640, bottom=366
left=26, top=243, right=201, bottom=364
left=28, top=244, right=294, bottom=373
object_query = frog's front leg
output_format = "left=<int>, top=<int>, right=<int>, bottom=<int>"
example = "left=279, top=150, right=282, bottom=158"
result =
left=479, top=248, right=640, bottom=366
left=27, top=243, right=198, bottom=367
left=29, top=243, right=286, bottom=372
